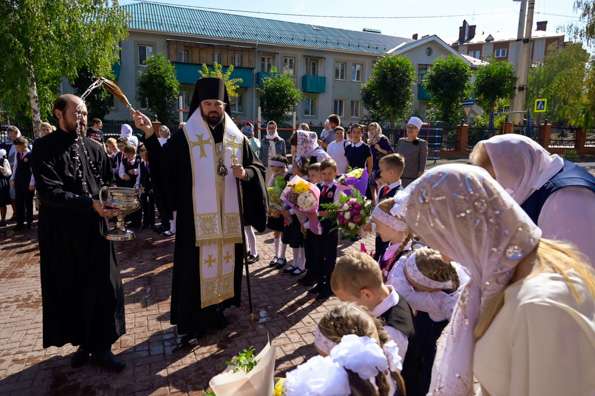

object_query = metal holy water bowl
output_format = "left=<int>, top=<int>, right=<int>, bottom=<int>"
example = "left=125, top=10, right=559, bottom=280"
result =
left=99, top=186, right=141, bottom=241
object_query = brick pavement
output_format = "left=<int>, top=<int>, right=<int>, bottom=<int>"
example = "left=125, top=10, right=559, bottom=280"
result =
left=0, top=218, right=373, bottom=396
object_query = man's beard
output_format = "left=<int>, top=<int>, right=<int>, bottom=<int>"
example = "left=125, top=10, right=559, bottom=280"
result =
left=64, top=119, right=85, bottom=134
left=201, top=110, right=224, bottom=127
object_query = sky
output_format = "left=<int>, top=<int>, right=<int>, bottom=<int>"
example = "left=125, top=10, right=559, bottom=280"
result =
left=121, top=0, right=584, bottom=44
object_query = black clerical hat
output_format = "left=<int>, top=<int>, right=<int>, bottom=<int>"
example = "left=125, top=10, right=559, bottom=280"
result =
left=188, top=77, right=230, bottom=117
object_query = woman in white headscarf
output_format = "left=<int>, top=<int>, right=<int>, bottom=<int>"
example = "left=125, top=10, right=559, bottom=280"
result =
left=400, top=164, right=595, bottom=396
left=295, top=130, right=330, bottom=171
left=470, top=134, right=595, bottom=266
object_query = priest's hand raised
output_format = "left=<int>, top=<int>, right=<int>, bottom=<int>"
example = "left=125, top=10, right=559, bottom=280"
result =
left=133, top=111, right=154, bottom=139
left=92, top=200, right=120, bottom=218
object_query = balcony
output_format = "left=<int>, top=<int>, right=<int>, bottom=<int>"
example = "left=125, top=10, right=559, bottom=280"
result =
left=256, top=71, right=276, bottom=86
left=173, top=62, right=254, bottom=88
left=301, top=75, right=326, bottom=94
left=417, top=83, right=431, bottom=101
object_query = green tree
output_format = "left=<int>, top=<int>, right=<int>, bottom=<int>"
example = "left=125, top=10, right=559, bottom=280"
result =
left=199, top=63, right=242, bottom=98
left=257, top=72, right=302, bottom=123
left=568, top=1, right=594, bottom=45
left=424, top=55, right=471, bottom=126
left=70, top=68, right=114, bottom=121
left=0, top=0, right=127, bottom=135
left=474, top=61, right=516, bottom=129
left=361, top=55, right=415, bottom=125
left=528, top=43, right=589, bottom=126
left=137, top=54, right=180, bottom=124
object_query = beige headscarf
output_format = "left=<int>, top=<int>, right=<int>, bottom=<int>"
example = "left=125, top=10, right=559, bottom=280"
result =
left=477, top=134, right=564, bottom=204
left=400, top=164, right=541, bottom=395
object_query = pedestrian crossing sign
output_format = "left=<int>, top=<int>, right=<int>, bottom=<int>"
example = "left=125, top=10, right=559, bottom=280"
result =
left=534, top=98, right=547, bottom=113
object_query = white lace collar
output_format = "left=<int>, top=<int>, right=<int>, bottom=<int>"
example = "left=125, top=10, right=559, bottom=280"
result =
left=372, top=286, right=400, bottom=317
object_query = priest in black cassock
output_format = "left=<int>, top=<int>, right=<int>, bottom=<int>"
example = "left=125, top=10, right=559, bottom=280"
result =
left=31, top=94, right=126, bottom=371
left=134, top=78, right=267, bottom=345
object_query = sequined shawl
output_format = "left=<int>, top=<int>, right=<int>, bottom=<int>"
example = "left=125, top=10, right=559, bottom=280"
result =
left=400, top=164, right=541, bottom=396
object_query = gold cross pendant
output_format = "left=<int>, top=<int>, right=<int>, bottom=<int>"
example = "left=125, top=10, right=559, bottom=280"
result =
left=223, top=137, right=243, bottom=166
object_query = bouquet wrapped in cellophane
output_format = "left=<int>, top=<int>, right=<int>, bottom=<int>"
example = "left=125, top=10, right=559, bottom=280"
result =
left=267, top=175, right=287, bottom=213
left=320, top=189, right=372, bottom=239
left=280, top=175, right=322, bottom=235
left=337, top=168, right=369, bottom=196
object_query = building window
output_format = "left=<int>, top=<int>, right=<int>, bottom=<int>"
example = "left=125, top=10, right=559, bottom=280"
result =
left=260, top=56, right=273, bottom=72
left=333, top=99, right=344, bottom=117
left=176, top=48, right=190, bottom=63
left=350, top=100, right=361, bottom=118
left=306, top=58, right=319, bottom=75
left=304, top=95, right=317, bottom=116
left=335, top=62, right=346, bottom=80
left=494, top=48, right=508, bottom=58
left=213, top=51, right=222, bottom=65
left=468, top=49, right=481, bottom=59
left=232, top=53, right=243, bottom=67
left=282, top=56, right=296, bottom=76
left=138, top=45, right=153, bottom=65
left=352, top=63, right=363, bottom=82
left=230, top=92, right=243, bottom=113
left=181, top=90, right=191, bottom=110
left=417, top=64, right=431, bottom=83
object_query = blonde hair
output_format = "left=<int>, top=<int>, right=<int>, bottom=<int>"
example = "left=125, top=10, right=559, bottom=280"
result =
left=318, top=303, right=406, bottom=396
left=368, top=122, right=382, bottom=134
left=331, top=252, right=384, bottom=296
left=414, top=247, right=460, bottom=291
left=475, top=238, right=595, bottom=339
left=40, top=121, right=56, bottom=132
left=469, top=141, right=492, bottom=170
left=106, top=137, right=117, bottom=147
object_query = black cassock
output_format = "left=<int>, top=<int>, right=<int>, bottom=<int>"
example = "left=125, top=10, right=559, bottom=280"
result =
left=145, top=121, right=267, bottom=335
left=31, top=130, right=125, bottom=349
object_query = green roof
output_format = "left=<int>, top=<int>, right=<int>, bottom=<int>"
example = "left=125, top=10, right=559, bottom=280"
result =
left=122, top=2, right=409, bottom=55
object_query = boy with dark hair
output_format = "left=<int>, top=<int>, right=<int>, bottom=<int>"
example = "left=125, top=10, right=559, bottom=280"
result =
left=304, top=159, right=340, bottom=299
left=374, top=153, right=405, bottom=260
left=11, top=137, right=34, bottom=230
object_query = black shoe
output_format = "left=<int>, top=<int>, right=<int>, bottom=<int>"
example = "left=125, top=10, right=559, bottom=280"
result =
left=275, top=258, right=287, bottom=269
left=93, top=350, right=126, bottom=372
left=246, top=254, right=260, bottom=264
left=70, top=347, right=90, bottom=368
left=269, top=257, right=279, bottom=267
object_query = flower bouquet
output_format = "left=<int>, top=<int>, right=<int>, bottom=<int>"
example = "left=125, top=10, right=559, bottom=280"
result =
left=321, top=189, right=373, bottom=239
left=280, top=175, right=322, bottom=235
left=208, top=342, right=276, bottom=396
left=337, top=168, right=369, bottom=196
left=267, top=175, right=287, bottom=213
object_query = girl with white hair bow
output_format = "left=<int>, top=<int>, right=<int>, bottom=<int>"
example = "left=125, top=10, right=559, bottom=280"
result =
left=282, top=302, right=405, bottom=396
left=400, top=163, right=595, bottom=396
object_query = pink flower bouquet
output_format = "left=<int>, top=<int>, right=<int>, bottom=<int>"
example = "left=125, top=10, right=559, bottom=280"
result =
left=320, top=190, right=372, bottom=239
left=280, top=176, right=322, bottom=235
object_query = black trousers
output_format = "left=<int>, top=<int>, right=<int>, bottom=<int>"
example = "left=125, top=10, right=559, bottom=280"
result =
left=15, top=186, right=33, bottom=226
left=141, top=192, right=155, bottom=228
left=307, top=229, right=339, bottom=284
left=154, top=188, right=171, bottom=230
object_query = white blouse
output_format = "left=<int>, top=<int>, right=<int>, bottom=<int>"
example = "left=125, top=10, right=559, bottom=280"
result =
left=473, top=271, right=595, bottom=396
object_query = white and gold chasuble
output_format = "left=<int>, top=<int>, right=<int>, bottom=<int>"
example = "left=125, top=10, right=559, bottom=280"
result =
left=183, top=111, right=244, bottom=308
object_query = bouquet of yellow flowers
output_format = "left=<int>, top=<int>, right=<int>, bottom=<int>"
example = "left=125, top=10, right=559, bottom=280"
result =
left=281, top=175, right=322, bottom=234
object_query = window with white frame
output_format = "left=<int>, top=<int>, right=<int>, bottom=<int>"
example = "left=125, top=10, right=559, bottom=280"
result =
left=306, top=58, right=319, bottom=75
left=181, top=90, right=191, bottom=110
left=468, top=49, right=481, bottom=59
left=350, top=100, right=361, bottom=118
left=232, top=53, right=243, bottom=67
left=138, top=45, right=153, bottom=65
left=352, top=63, right=363, bottom=82
left=213, top=51, right=222, bottom=65
left=260, top=56, right=273, bottom=72
left=176, top=48, right=190, bottom=63
left=494, top=47, right=508, bottom=58
left=335, top=62, right=346, bottom=80
left=230, top=92, right=244, bottom=113
left=333, top=99, right=344, bottom=117
left=303, top=95, right=317, bottom=116
left=282, top=56, right=296, bottom=76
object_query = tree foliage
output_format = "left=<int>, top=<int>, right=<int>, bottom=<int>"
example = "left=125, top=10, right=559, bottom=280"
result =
left=257, top=72, right=302, bottom=123
left=474, top=61, right=516, bottom=115
left=424, top=55, right=471, bottom=126
left=70, top=68, right=114, bottom=121
left=567, top=0, right=594, bottom=46
left=137, top=54, right=180, bottom=124
left=0, top=0, right=127, bottom=130
left=199, top=63, right=242, bottom=98
left=361, top=55, right=415, bottom=124
left=527, top=43, right=590, bottom=126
